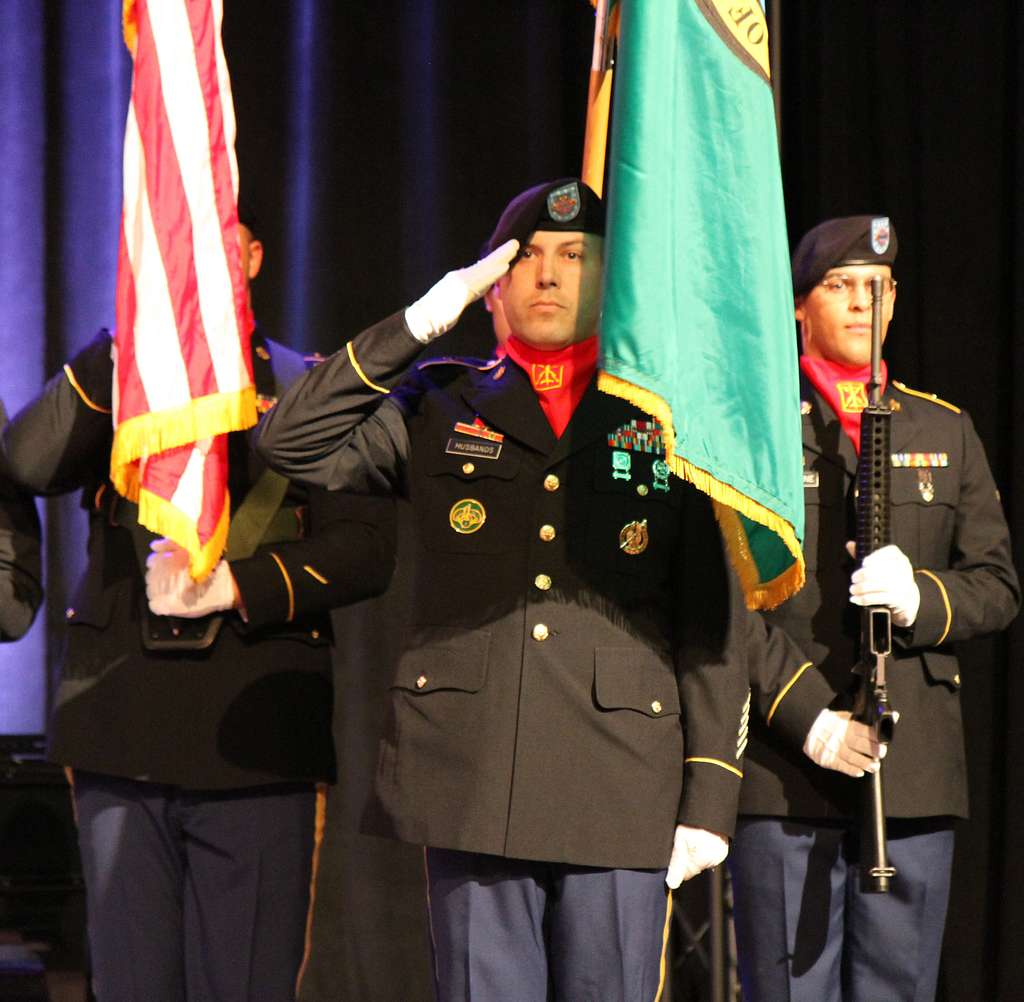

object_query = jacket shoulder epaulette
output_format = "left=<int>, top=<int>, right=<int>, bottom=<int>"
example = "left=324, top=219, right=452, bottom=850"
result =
left=415, top=355, right=502, bottom=373
left=891, top=379, right=962, bottom=414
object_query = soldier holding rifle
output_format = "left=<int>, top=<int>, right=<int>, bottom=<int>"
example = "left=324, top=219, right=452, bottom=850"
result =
left=729, top=216, right=1020, bottom=1002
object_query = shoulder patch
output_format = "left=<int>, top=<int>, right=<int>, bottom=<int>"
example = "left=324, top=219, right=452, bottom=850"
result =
left=416, top=355, right=503, bottom=373
left=891, top=380, right=961, bottom=414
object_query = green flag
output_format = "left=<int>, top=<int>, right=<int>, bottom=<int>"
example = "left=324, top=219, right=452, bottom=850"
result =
left=598, top=0, right=804, bottom=610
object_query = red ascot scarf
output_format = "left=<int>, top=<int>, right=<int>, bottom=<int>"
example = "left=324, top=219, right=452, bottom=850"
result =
left=800, top=355, right=888, bottom=454
left=504, top=335, right=599, bottom=438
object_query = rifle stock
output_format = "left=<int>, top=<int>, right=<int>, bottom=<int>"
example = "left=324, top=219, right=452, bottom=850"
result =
left=853, top=275, right=898, bottom=893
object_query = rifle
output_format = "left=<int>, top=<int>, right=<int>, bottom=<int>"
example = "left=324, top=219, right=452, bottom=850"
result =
left=852, top=274, right=898, bottom=893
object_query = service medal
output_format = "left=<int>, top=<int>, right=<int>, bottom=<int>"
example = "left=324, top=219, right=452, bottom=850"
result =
left=449, top=498, right=486, bottom=534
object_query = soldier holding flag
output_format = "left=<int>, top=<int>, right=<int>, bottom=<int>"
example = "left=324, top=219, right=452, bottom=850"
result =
left=254, top=178, right=858, bottom=1001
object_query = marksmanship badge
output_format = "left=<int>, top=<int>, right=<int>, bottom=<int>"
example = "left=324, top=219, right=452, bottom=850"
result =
left=619, top=519, right=649, bottom=555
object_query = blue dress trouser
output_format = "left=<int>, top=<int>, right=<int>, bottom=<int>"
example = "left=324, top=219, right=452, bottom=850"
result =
left=73, top=770, right=318, bottom=1002
left=728, top=816, right=954, bottom=1002
left=424, top=847, right=672, bottom=1002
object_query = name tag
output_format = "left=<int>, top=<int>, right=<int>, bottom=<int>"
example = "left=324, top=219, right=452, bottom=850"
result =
left=446, top=437, right=502, bottom=460
left=803, top=470, right=819, bottom=489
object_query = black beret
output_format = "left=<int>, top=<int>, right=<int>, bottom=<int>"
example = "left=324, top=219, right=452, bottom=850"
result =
left=486, top=178, right=605, bottom=254
left=791, top=215, right=897, bottom=296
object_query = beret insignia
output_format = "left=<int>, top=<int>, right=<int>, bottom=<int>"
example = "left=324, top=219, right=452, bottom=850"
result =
left=546, top=182, right=581, bottom=223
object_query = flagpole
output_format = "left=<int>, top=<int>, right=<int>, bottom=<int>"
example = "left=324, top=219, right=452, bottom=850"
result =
left=581, top=0, right=615, bottom=196
left=768, top=0, right=783, bottom=153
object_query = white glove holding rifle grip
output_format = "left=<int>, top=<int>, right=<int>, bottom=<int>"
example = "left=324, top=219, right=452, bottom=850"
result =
left=803, top=708, right=885, bottom=778
left=848, top=542, right=921, bottom=627
left=404, top=239, right=520, bottom=343
left=146, top=538, right=239, bottom=619
left=665, top=825, right=729, bottom=889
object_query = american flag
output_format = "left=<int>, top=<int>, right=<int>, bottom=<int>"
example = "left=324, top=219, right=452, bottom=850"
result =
left=111, top=0, right=255, bottom=580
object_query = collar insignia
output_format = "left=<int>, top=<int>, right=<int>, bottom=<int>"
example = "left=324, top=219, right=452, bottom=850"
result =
left=531, top=363, right=564, bottom=391
left=837, top=381, right=869, bottom=413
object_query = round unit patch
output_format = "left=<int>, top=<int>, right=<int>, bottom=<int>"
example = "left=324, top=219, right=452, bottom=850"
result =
left=449, top=498, right=487, bottom=534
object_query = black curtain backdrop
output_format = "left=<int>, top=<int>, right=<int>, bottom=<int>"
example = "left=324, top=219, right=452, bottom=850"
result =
left=779, top=6, right=1024, bottom=1001
left=2, top=2, right=1021, bottom=1000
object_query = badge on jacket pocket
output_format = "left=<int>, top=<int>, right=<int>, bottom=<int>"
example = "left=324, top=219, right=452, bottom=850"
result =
left=449, top=499, right=486, bottom=534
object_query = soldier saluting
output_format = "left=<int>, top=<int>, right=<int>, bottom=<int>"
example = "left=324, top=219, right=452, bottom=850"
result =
left=256, top=178, right=847, bottom=1001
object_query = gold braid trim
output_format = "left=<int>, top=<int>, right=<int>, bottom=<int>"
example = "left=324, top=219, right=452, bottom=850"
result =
left=346, top=341, right=390, bottom=394
left=684, top=756, right=743, bottom=779
left=917, top=569, right=953, bottom=645
left=766, top=661, right=815, bottom=725
left=64, top=365, right=112, bottom=414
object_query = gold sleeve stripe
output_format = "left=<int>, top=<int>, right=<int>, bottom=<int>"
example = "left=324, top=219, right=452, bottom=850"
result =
left=891, top=380, right=961, bottom=414
left=346, top=341, right=389, bottom=394
left=303, top=565, right=329, bottom=585
left=684, top=756, right=743, bottom=779
left=64, top=364, right=112, bottom=414
left=917, top=569, right=953, bottom=645
left=767, top=661, right=815, bottom=725
left=269, top=551, right=296, bottom=622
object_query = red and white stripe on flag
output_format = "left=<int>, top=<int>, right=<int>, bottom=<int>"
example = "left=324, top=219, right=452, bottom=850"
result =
left=113, top=0, right=256, bottom=581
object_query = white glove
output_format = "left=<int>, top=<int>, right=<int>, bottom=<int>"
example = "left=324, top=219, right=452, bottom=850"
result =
left=849, top=543, right=921, bottom=626
left=404, top=239, right=520, bottom=342
left=145, top=538, right=238, bottom=618
left=803, top=708, right=884, bottom=778
left=665, top=825, right=729, bottom=889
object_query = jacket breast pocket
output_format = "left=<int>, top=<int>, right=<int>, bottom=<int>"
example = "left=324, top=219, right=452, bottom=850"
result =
left=890, top=469, right=956, bottom=566
left=584, top=449, right=681, bottom=578
left=802, top=456, right=848, bottom=572
left=414, top=443, right=524, bottom=555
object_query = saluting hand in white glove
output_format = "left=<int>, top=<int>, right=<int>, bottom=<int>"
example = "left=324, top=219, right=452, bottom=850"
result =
left=145, top=538, right=239, bottom=618
left=848, top=542, right=921, bottom=627
left=665, top=825, right=729, bottom=889
left=404, top=239, right=520, bottom=342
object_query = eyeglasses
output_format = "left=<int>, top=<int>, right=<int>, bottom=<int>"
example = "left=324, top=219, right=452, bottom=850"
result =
left=818, top=274, right=898, bottom=298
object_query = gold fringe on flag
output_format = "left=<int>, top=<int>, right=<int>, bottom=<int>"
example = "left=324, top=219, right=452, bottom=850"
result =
left=109, top=385, right=258, bottom=502
left=597, top=369, right=805, bottom=610
left=136, top=485, right=231, bottom=583
left=122, top=0, right=138, bottom=57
